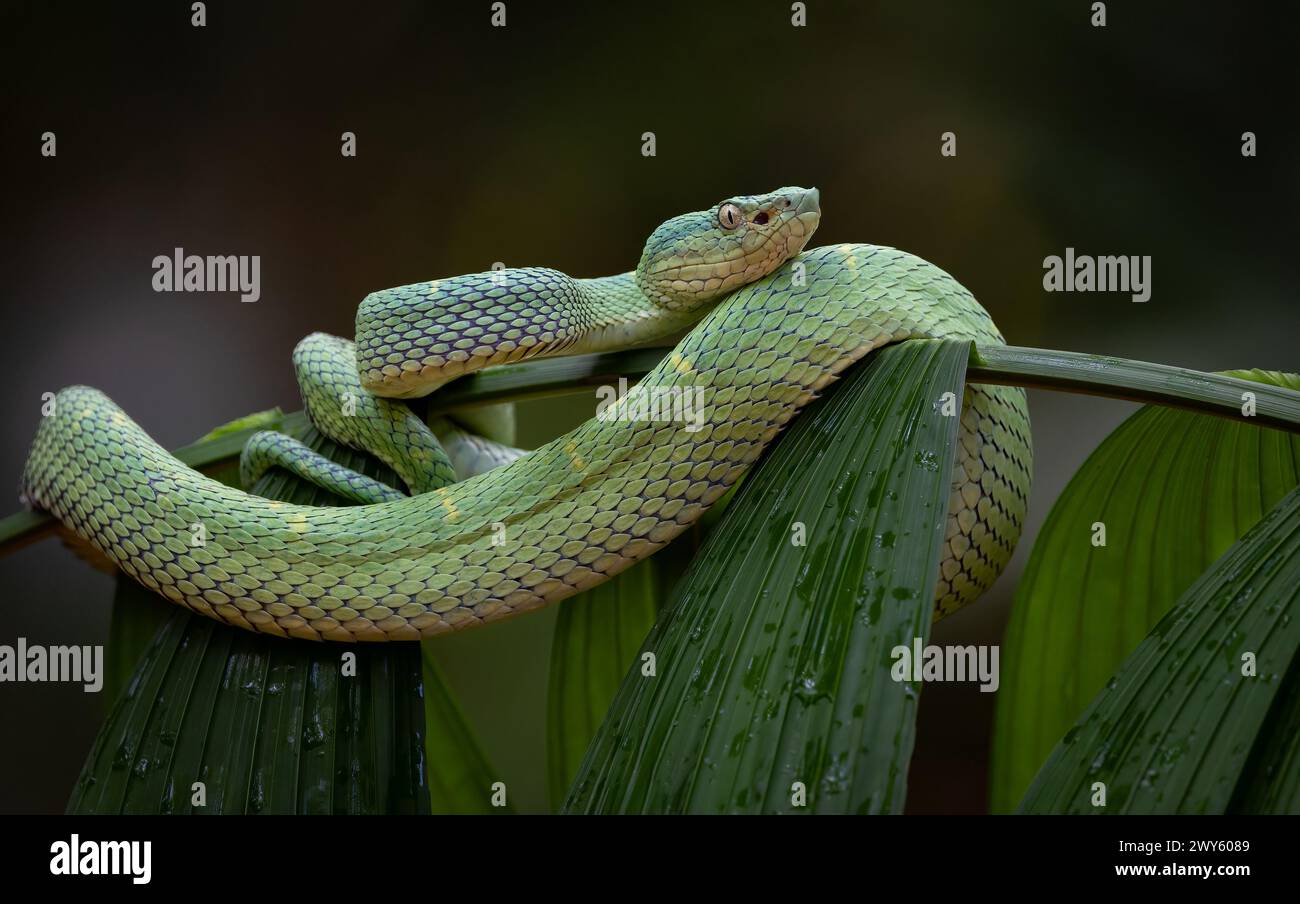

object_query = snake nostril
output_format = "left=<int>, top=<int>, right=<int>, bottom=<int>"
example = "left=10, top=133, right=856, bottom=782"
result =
left=753, top=211, right=770, bottom=226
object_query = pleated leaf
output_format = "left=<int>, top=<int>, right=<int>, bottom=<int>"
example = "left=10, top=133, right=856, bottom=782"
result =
left=563, top=339, right=968, bottom=814
left=1228, top=650, right=1300, bottom=813
left=990, top=370, right=1300, bottom=812
left=546, top=558, right=659, bottom=810
left=102, top=581, right=173, bottom=708
left=1019, top=483, right=1300, bottom=813
left=422, top=648, right=511, bottom=814
left=75, top=419, right=498, bottom=814
left=70, top=603, right=429, bottom=814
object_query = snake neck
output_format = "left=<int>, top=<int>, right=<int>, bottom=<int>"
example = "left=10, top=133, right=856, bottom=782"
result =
left=564, top=273, right=706, bottom=354
left=357, top=269, right=707, bottom=399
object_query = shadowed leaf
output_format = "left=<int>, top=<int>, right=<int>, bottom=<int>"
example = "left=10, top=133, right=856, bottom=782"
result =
left=546, top=558, right=659, bottom=810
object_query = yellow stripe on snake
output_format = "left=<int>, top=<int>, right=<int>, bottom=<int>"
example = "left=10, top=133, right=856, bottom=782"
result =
left=20, top=188, right=1031, bottom=641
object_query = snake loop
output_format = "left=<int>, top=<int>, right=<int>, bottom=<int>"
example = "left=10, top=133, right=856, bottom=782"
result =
left=20, top=188, right=1029, bottom=640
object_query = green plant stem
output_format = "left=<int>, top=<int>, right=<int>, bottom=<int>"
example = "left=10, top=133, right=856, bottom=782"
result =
left=5, top=343, right=1299, bottom=551
left=970, top=345, right=1300, bottom=433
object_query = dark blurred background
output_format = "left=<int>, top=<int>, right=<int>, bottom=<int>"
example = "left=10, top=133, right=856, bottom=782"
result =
left=1, top=1, right=1296, bottom=814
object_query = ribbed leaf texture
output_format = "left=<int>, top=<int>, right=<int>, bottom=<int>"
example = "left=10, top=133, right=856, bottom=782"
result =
left=546, top=558, right=659, bottom=809
left=563, top=339, right=968, bottom=814
left=991, top=371, right=1300, bottom=812
left=1019, top=483, right=1300, bottom=813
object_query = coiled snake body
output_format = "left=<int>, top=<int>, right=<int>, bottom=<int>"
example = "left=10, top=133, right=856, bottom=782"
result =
left=21, top=188, right=1031, bottom=641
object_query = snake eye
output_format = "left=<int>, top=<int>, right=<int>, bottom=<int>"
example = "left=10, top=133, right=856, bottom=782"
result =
left=717, top=203, right=743, bottom=230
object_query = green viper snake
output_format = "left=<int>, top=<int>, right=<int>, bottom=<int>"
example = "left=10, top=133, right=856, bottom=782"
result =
left=20, top=187, right=1031, bottom=641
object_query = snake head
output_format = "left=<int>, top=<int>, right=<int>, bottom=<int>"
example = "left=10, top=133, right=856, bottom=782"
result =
left=636, top=186, right=821, bottom=312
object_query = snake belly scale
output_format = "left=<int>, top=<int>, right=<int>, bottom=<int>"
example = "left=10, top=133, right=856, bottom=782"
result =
left=20, top=188, right=1031, bottom=641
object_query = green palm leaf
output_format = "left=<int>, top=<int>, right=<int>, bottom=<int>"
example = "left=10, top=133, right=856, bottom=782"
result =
left=563, top=339, right=968, bottom=814
left=70, top=601, right=429, bottom=814
left=546, top=558, right=660, bottom=810
left=1018, top=483, right=1300, bottom=813
left=990, top=371, right=1300, bottom=812
left=422, top=648, right=510, bottom=813
left=1229, top=653, right=1300, bottom=813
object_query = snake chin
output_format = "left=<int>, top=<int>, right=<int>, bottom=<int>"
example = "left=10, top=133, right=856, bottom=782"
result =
left=780, top=208, right=821, bottom=259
